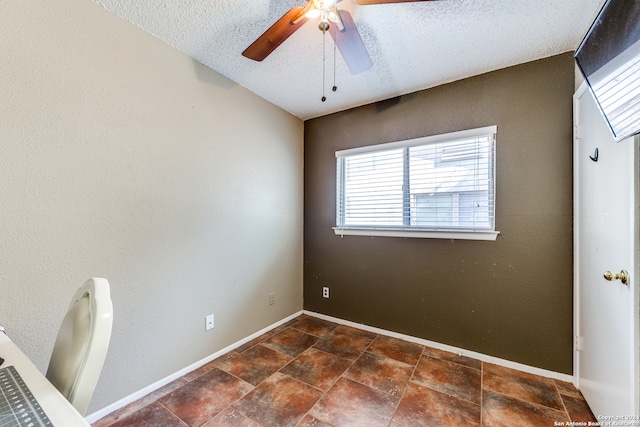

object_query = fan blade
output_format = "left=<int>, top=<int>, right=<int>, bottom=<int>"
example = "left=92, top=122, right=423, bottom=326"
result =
left=354, top=0, right=435, bottom=4
left=329, top=10, right=373, bottom=74
left=242, top=7, right=309, bottom=61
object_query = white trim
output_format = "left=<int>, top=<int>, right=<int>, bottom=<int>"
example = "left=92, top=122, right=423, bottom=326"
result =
left=573, top=81, right=587, bottom=389
left=635, top=135, right=640, bottom=415
left=84, top=311, right=303, bottom=424
left=333, top=227, right=499, bottom=241
left=335, top=125, right=498, bottom=158
left=304, top=311, right=573, bottom=383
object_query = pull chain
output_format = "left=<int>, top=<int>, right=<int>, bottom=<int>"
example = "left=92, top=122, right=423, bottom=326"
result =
left=332, top=40, right=337, bottom=93
left=320, top=23, right=337, bottom=102
left=321, top=30, right=327, bottom=102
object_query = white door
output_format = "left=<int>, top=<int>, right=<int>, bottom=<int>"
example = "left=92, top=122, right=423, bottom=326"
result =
left=574, top=82, right=639, bottom=417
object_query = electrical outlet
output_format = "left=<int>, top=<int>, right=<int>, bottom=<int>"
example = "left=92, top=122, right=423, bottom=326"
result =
left=322, top=287, right=330, bottom=298
left=205, top=314, right=214, bottom=331
left=269, top=293, right=275, bottom=306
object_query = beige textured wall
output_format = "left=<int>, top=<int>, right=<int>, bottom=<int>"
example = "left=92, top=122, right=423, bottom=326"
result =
left=0, top=0, right=303, bottom=414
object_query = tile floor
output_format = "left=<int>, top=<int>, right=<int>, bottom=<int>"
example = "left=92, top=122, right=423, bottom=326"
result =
left=92, top=314, right=596, bottom=427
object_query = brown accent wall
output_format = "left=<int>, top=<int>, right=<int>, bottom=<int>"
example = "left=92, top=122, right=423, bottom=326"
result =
left=303, top=52, right=575, bottom=374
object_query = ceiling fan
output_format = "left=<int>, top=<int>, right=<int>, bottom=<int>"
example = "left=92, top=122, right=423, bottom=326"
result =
left=242, top=0, right=434, bottom=75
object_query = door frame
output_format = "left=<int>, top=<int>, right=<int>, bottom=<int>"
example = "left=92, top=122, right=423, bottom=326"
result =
left=573, top=81, right=640, bottom=413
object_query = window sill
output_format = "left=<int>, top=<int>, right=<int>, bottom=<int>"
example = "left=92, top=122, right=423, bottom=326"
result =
left=332, top=227, right=500, bottom=241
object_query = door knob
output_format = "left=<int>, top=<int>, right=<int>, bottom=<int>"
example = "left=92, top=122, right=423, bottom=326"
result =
left=603, top=270, right=629, bottom=285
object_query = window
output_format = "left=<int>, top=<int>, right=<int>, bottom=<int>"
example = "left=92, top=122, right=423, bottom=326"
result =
left=334, top=126, right=499, bottom=240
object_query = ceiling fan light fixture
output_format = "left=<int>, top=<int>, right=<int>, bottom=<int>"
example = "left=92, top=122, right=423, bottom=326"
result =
left=313, top=0, right=337, bottom=9
left=305, top=0, right=344, bottom=32
left=305, top=9, right=321, bottom=18
left=242, top=0, right=371, bottom=76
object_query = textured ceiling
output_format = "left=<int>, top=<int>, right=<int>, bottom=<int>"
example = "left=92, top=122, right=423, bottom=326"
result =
left=95, top=0, right=604, bottom=120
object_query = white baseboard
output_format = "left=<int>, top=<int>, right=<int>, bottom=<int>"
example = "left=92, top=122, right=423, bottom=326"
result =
left=85, top=311, right=303, bottom=423
left=304, top=310, right=574, bottom=383
left=87, top=309, right=572, bottom=423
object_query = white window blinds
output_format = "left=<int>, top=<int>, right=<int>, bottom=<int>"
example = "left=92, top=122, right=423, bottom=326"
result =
left=335, top=126, right=497, bottom=238
left=588, top=39, right=640, bottom=141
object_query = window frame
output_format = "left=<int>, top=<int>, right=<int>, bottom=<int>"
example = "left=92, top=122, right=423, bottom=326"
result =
left=333, top=126, right=500, bottom=241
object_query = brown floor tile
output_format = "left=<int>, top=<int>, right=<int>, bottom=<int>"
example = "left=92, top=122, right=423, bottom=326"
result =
left=110, top=377, right=189, bottom=421
left=234, top=330, right=278, bottom=354
left=309, top=377, right=399, bottom=427
left=233, top=372, right=323, bottom=427
left=562, top=394, right=597, bottom=423
left=184, top=352, right=240, bottom=382
left=483, top=363, right=564, bottom=410
left=91, top=415, right=115, bottom=427
left=291, top=317, right=338, bottom=337
left=110, top=401, right=188, bottom=427
left=344, top=351, right=413, bottom=397
left=422, top=346, right=482, bottom=370
left=265, top=322, right=296, bottom=338
left=261, top=327, right=320, bottom=357
left=159, top=368, right=254, bottom=427
left=183, top=360, right=219, bottom=383
left=393, top=382, right=481, bottom=426
left=280, top=347, right=352, bottom=391
left=412, top=355, right=482, bottom=404
left=95, top=315, right=599, bottom=427
left=281, top=317, right=302, bottom=328
left=202, top=407, right=262, bottom=427
left=554, top=379, right=583, bottom=399
left=217, top=344, right=292, bottom=385
left=313, top=330, right=372, bottom=361
left=482, top=390, right=567, bottom=426
left=368, top=335, right=424, bottom=366
left=297, top=414, right=334, bottom=427
left=334, top=324, right=378, bottom=340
